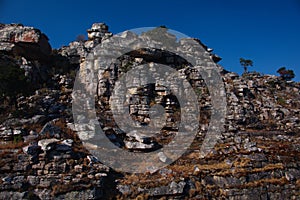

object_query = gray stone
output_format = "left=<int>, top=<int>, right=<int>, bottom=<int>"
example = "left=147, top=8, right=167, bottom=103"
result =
left=285, top=169, right=300, bottom=181
left=0, top=191, right=26, bottom=200
left=27, top=175, right=40, bottom=186
left=39, top=119, right=61, bottom=137
left=38, top=138, right=59, bottom=151
left=124, top=141, right=155, bottom=150
left=148, top=181, right=186, bottom=196
left=23, top=144, right=41, bottom=155
left=0, top=23, right=51, bottom=59
left=117, top=184, right=132, bottom=195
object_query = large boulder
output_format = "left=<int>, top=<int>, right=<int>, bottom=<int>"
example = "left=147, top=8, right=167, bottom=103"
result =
left=0, top=23, right=51, bottom=61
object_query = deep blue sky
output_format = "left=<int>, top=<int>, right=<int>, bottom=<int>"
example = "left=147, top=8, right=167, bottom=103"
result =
left=1, top=0, right=300, bottom=81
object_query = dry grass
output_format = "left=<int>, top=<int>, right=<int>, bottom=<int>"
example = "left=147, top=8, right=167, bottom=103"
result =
left=51, top=184, right=73, bottom=196
left=102, top=71, right=110, bottom=79
left=135, top=194, right=149, bottom=200
left=296, top=179, right=300, bottom=188
left=233, top=157, right=252, bottom=168
left=197, top=162, right=230, bottom=171
left=252, top=163, right=284, bottom=173
left=51, top=182, right=92, bottom=196
left=169, top=161, right=231, bottom=174
left=117, top=160, right=232, bottom=198
left=241, top=177, right=288, bottom=188
left=23, top=123, right=43, bottom=133
left=0, top=140, right=27, bottom=149
left=185, top=151, right=201, bottom=160
left=217, top=162, right=284, bottom=177
left=121, top=173, right=170, bottom=188
left=188, top=180, right=202, bottom=198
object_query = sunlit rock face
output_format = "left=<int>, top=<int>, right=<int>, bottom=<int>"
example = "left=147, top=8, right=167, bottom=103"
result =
left=0, top=23, right=51, bottom=60
left=0, top=22, right=300, bottom=199
left=87, top=22, right=112, bottom=41
left=58, top=23, right=113, bottom=66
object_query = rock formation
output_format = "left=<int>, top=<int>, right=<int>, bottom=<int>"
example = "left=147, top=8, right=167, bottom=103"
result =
left=0, top=23, right=51, bottom=61
left=0, top=22, right=299, bottom=199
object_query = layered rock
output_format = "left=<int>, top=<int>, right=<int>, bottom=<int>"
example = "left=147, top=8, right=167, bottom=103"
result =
left=87, top=23, right=112, bottom=41
left=0, top=119, right=110, bottom=199
left=0, top=22, right=300, bottom=199
left=0, top=23, right=51, bottom=61
left=0, top=24, right=54, bottom=92
left=58, top=22, right=112, bottom=65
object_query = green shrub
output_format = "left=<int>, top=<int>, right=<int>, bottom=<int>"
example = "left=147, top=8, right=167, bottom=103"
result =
left=277, top=67, right=295, bottom=81
left=277, top=97, right=286, bottom=106
left=13, top=134, right=23, bottom=143
left=0, top=61, right=33, bottom=105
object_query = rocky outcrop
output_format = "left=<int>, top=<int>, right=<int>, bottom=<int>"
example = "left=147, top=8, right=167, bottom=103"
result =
left=0, top=24, right=54, bottom=93
left=0, top=119, right=110, bottom=200
left=87, top=22, right=112, bottom=42
left=58, top=23, right=112, bottom=65
left=0, top=23, right=51, bottom=61
left=223, top=72, right=300, bottom=133
left=0, top=22, right=300, bottom=199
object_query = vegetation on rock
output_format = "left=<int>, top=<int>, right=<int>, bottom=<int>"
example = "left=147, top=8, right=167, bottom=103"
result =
left=240, top=57, right=253, bottom=74
left=277, top=66, right=295, bottom=81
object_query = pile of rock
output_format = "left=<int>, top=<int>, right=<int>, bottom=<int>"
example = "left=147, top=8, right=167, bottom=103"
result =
left=223, top=72, right=300, bottom=133
left=0, top=119, right=110, bottom=199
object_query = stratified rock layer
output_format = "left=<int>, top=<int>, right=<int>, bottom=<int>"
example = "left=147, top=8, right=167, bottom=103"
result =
left=0, top=22, right=299, bottom=199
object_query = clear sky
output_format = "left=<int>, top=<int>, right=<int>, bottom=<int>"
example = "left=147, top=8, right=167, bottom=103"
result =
left=1, top=0, right=300, bottom=81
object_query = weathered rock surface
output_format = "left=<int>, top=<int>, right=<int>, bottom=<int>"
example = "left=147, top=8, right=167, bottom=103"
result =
left=0, top=22, right=300, bottom=199
left=58, top=22, right=112, bottom=65
left=0, top=23, right=51, bottom=60
left=0, top=119, right=110, bottom=199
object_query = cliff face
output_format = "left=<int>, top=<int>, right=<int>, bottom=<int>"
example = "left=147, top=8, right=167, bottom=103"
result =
left=0, top=23, right=299, bottom=199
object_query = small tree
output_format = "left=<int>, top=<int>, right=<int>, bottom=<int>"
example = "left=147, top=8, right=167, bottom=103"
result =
left=277, top=67, right=295, bottom=81
left=240, top=58, right=253, bottom=74
left=0, top=63, right=32, bottom=107
left=159, top=25, right=167, bottom=29
left=0, top=53, right=34, bottom=107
